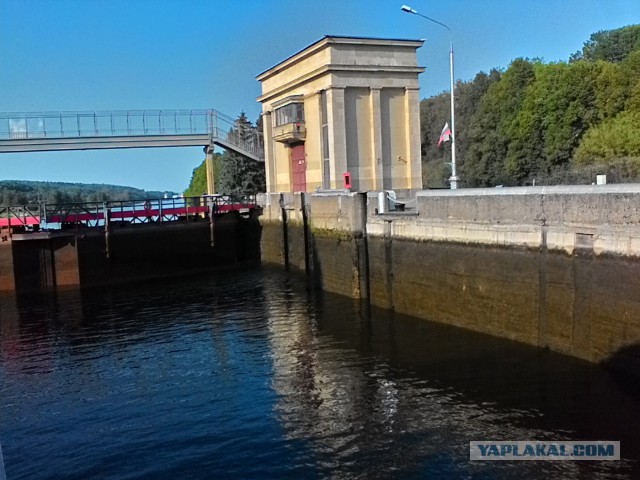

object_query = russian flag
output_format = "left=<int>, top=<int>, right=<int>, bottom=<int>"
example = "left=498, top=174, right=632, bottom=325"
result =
left=438, top=122, right=451, bottom=147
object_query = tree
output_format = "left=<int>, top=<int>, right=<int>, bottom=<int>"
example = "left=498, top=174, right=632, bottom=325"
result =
left=184, top=153, right=222, bottom=197
left=420, top=69, right=501, bottom=188
left=217, top=112, right=265, bottom=195
left=420, top=91, right=451, bottom=187
left=463, top=58, right=536, bottom=186
left=507, top=61, right=601, bottom=182
left=574, top=111, right=640, bottom=164
left=184, top=113, right=266, bottom=196
left=571, top=25, right=640, bottom=63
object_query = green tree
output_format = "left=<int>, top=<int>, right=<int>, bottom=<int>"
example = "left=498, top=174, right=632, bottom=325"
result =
left=184, top=113, right=265, bottom=196
left=574, top=111, right=640, bottom=164
left=571, top=25, right=640, bottom=63
left=183, top=153, right=223, bottom=197
left=507, top=61, right=601, bottom=182
left=463, top=58, right=536, bottom=186
left=420, top=69, right=501, bottom=188
left=420, top=91, right=451, bottom=187
left=217, top=112, right=265, bottom=195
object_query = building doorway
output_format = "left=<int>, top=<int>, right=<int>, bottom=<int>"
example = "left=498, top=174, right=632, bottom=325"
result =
left=291, top=143, right=307, bottom=192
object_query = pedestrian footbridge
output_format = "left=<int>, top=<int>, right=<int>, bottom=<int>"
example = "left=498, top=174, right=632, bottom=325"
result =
left=0, top=109, right=263, bottom=161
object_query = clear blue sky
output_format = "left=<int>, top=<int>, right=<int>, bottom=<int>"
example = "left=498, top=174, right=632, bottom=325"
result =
left=1, top=0, right=638, bottom=193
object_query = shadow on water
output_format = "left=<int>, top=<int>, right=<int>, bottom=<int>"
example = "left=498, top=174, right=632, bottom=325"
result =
left=267, top=277, right=640, bottom=479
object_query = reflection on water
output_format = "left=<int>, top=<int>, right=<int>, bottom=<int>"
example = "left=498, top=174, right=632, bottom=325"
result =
left=0, top=268, right=639, bottom=479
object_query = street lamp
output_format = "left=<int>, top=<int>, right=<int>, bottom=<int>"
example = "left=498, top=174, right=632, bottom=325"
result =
left=401, top=4, right=459, bottom=189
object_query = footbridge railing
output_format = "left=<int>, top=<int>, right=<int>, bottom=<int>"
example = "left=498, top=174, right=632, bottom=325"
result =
left=0, top=109, right=263, bottom=160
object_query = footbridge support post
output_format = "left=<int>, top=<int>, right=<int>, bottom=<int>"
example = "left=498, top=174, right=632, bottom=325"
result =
left=205, top=146, right=216, bottom=195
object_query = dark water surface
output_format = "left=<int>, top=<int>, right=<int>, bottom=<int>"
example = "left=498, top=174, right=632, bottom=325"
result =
left=1, top=267, right=639, bottom=479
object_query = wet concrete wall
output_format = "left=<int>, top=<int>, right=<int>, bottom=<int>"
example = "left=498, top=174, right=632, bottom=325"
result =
left=10, top=234, right=79, bottom=292
left=257, top=188, right=640, bottom=370
left=0, top=237, right=15, bottom=292
left=259, top=192, right=368, bottom=297
left=369, top=239, right=640, bottom=364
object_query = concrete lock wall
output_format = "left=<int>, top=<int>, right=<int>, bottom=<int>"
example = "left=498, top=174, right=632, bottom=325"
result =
left=258, top=191, right=368, bottom=297
left=258, top=185, right=640, bottom=372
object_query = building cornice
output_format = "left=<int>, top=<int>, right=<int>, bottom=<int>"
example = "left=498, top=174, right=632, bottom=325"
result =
left=257, top=64, right=424, bottom=104
left=256, top=35, right=424, bottom=82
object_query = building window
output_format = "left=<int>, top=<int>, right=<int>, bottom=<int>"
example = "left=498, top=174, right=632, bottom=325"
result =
left=274, top=103, right=304, bottom=127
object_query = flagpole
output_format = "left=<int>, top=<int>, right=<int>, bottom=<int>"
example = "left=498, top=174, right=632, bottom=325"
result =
left=401, top=5, right=459, bottom=189
left=448, top=37, right=458, bottom=189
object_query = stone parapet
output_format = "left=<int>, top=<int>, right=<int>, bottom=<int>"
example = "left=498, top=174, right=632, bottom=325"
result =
left=412, top=185, right=640, bottom=257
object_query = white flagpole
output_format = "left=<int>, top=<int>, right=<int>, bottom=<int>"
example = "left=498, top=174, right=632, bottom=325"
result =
left=449, top=39, right=458, bottom=189
left=402, top=5, right=459, bottom=188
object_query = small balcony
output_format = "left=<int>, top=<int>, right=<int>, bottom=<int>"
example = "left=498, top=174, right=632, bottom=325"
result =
left=273, top=122, right=306, bottom=144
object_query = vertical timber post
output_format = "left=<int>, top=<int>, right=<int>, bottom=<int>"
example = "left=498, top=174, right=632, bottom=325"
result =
left=356, top=192, right=370, bottom=303
left=279, top=193, right=290, bottom=270
left=301, top=192, right=311, bottom=276
left=103, top=201, right=111, bottom=259
left=209, top=196, right=216, bottom=248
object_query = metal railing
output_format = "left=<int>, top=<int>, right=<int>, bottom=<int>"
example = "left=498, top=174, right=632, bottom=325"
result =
left=0, top=205, right=41, bottom=227
left=0, top=195, right=257, bottom=230
left=0, top=109, right=263, bottom=159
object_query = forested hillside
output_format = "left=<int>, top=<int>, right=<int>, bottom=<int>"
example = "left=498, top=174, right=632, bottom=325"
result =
left=422, top=24, right=640, bottom=187
left=0, top=180, right=173, bottom=205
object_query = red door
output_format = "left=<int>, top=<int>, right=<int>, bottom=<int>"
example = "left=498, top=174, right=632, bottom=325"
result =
left=291, top=143, right=307, bottom=192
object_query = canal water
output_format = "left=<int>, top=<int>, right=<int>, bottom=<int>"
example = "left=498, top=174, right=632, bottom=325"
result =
left=0, top=268, right=639, bottom=479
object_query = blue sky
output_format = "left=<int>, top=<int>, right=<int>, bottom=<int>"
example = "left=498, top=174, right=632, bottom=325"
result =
left=1, top=0, right=638, bottom=193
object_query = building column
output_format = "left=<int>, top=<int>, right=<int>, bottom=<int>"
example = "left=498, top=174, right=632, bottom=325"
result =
left=205, top=146, right=215, bottom=195
left=262, top=111, right=276, bottom=192
left=405, top=87, right=423, bottom=190
left=370, top=87, right=384, bottom=190
left=326, top=87, right=347, bottom=189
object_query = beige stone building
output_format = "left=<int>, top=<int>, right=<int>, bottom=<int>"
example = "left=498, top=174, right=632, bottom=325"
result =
left=257, top=35, right=424, bottom=193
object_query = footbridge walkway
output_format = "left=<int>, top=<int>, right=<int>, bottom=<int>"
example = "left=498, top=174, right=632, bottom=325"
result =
left=0, top=109, right=263, bottom=161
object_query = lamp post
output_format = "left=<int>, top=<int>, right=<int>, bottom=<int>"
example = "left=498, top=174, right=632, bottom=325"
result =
left=401, top=4, right=458, bottom=189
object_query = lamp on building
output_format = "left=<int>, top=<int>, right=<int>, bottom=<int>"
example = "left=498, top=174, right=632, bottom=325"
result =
left=401, top=4, right=459, bottom=189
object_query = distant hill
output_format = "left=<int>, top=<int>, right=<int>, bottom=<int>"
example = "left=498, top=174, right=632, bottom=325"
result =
left=0, top=180, right=177, bottom=205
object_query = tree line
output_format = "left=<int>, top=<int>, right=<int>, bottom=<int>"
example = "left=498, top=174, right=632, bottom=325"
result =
left=0, top=180, right=172, bottom=206
left=421, top=24, right=640, bottom=188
